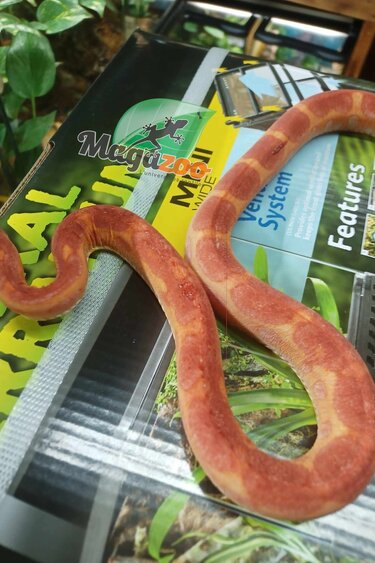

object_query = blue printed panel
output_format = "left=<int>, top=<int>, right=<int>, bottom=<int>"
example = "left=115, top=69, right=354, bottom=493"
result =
left=232, top=239, right=311, bottom=302
left=227, top=128, right=339, bottom=258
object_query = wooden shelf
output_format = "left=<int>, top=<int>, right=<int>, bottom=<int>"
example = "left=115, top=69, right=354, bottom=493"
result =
left=285, top=0, right=375, bottom=77
left=285, top=0, right=375, bottom=23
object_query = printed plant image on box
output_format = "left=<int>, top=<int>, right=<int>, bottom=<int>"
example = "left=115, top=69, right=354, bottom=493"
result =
left=363, top=213, right=375, bottom=257
left=105, top=474, right=361, bottom=562
left=153, top=324, right=315, bottom=463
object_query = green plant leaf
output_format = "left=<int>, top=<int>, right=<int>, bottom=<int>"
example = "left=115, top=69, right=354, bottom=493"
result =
left=0, top=0, right=22, bottom=8
left=183, top=21, right=198, bottom=33
left=0, top=13, right=40, bottom=34
left=243, top=518, right=321, bottom=562
left=6, top=31, right=56, bottom=99
left=0, top=124, right=6, bottom=146
left=148, top=492, right=188, bottom=562
left=37, top=0, right=92, bottom=34
left=250, top=352, right=302, bottom=387
left=253, top=246, right=269, bottom=283
left=228, top=388, right=312, bottom=416
left=217, top=321, right=303, bottom=388
left=15, top=111, right=56, bottom=152
left=307, top=277, right=341, bottom=330
left=192, top=465, right=206, bottom=483
left=127, top=0, right=150, bottom=17
left=248, top=407, right=316, bottom=448
left=80, top=0, right=105, bottom=17
left=0, top=46, right=8, bottom=76
left=174, top=381, right=311, bottom=420
left=204, top=531, right=316, bottom=563
left=2, top=90, right=25, bottom=119
left=203, top=25, right=225, bottom=39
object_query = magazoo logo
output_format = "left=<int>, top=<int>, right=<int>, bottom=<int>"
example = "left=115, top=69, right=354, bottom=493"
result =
left=77, top=99, right=215, bottom=179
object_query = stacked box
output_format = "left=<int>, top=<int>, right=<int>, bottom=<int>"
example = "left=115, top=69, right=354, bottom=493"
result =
left=0, top=30, right=374, bottom=563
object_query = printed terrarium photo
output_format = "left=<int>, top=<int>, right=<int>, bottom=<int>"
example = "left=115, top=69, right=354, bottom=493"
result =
left=0, top=2, right=375, bottom=563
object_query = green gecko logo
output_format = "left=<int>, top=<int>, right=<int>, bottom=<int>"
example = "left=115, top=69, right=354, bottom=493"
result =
left=126, top=116, right=188, bottom=151
left=77, top=98, right=214, bottom=179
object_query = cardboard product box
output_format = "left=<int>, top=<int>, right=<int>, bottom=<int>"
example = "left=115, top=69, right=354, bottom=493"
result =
left=0, top=30, right=374, bottom=562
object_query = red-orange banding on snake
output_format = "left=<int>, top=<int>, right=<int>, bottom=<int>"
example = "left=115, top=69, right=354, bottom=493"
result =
left=0, top=90, right=374, bottom=521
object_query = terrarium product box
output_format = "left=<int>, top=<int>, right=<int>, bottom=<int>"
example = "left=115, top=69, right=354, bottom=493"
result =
left=0, top=30, right=374, bottom=563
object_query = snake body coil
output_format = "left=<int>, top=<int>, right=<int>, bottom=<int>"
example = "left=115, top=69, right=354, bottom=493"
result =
left=0, top=90, right=375, bottom=521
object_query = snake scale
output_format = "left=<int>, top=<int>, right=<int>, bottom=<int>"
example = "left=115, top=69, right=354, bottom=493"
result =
left=0, top=89, right=375, bottom=521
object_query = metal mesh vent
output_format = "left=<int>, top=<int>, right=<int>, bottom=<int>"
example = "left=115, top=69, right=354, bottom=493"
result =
left=368, top=277, right=375, bottom=370
left=348, top=272, right=375, bottom=377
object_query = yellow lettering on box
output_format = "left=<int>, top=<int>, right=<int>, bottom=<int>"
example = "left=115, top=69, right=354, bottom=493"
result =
left=0, top=359, right=33, bottom=424
left=26, top=186, right=81, bottom=210
left=7, top=211, right=66, bottom=251
left=0, top=316, right=59, bottom=363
